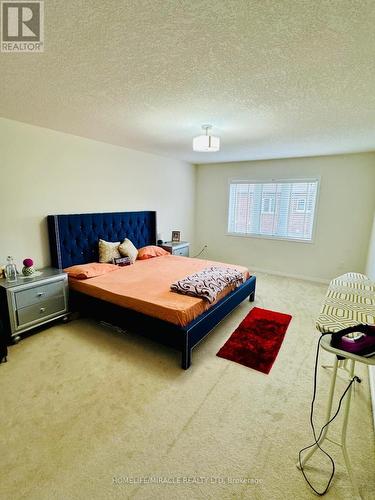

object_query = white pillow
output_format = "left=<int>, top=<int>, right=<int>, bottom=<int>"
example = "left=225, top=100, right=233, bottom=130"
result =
left=98, top=239, right=121, bottom=263
left=119, top=238, right=138, bottom=263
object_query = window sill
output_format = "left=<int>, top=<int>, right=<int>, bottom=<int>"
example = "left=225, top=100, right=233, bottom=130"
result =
left=226, top=232, right=315, bottom=244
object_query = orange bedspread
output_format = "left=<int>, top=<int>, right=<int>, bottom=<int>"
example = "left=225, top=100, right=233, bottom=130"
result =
left=69, top=255, right=250, bottom=327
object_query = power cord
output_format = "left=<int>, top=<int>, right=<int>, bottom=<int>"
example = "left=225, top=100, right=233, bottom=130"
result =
left=298, top=333, right=361, bottom=496
left=193, top=245, right=207, bottom=258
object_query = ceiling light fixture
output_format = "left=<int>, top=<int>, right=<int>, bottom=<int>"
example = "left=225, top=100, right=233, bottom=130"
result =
left=193, top=124, right=220, bottom=152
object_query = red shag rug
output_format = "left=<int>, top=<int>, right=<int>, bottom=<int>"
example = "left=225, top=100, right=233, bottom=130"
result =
left=216, top=307, right=292, bottom=374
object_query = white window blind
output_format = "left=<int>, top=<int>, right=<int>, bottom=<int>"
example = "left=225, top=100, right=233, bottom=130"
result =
left=228, top=179, right=319, bottom=242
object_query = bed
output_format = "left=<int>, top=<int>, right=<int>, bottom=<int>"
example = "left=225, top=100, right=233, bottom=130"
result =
left=47, top=211, right=256, bottom=369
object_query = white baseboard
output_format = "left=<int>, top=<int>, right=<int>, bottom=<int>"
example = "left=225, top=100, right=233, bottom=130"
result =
left=250, top=266, right=330, bottom=285
left=370, top=366, right=375, bottom=430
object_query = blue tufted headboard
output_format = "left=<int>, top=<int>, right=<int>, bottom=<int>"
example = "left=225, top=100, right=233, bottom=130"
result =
left=48, top=211, right=157, bottom=269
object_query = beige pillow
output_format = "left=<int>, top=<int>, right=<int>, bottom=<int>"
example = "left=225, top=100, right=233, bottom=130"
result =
left=98, top=239, right=121, bottom=263
left=119, top=238, right=138, bottom=263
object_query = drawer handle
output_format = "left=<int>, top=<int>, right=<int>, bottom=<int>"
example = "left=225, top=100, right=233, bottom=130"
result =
left=37, top=292, right=45, bottom=297
left=40, top=307, right=46, bottom=313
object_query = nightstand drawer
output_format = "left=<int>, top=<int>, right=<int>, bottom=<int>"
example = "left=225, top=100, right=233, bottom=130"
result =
left=1, top=268, right=68, bottom=341
left=161, top=241, right=189, bottom=257
left=17, top=296, right=66, bottom=327
left=174, top=247, right=189, bottom=257
left=15, top=281, right=65, bottom=309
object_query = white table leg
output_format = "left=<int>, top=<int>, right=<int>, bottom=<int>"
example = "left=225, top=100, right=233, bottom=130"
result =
left=298, top=356, right=339, bottom=468
left=340, top=359, right=361, bottom=499
left=298, top=355, right=362, bottom=499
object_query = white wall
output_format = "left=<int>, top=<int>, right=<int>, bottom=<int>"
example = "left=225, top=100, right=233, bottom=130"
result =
left=195, top=153, right=375, bottom=282
left=367, top=213, right=375, bottom=427
left=0, top=118, right=195, bottom=269
left=2, top=117, right=374, bottom=284
left=366, top=213, right=375, bottom=280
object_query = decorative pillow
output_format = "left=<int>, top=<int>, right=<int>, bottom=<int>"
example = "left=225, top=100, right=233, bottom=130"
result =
left=137, top=245, right=169, bottom=260
left=98, top=239, right=121, bottom=263
left=64, top=263, right=118, bottom=280
left=118, top=238, right=138, bottom=263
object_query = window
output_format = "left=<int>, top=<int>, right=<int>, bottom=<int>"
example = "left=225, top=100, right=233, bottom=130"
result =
left=228, top=179, right=319, bottom=242
left=261, top=195, right=275, bottom=214
left=295, top=198, right=306, bottom=213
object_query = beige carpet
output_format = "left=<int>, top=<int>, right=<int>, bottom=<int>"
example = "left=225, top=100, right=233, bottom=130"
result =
left=1, top=272, right=374, bottom=500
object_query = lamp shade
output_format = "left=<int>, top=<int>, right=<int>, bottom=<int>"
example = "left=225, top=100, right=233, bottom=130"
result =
left=193, top=134, right=220, bottom=152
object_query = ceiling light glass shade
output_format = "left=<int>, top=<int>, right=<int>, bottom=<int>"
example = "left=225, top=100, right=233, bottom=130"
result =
left=193, top=134, right=220, bottom=152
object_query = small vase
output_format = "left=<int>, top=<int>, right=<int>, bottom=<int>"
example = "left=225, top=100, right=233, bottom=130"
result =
left=5, top=256, right=17, bottom=282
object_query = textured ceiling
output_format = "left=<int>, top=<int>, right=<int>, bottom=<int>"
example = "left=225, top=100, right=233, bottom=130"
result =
left=1, top=0, right=375, bottom=163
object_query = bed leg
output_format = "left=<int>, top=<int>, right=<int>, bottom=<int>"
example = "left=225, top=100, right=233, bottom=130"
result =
left=249, top=292, right=255, bottom=302
left=181, top=348, right=192, bottom=369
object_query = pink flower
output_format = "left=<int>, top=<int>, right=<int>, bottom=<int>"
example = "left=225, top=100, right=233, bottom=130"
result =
left=23, top=258, right=34, bottom=267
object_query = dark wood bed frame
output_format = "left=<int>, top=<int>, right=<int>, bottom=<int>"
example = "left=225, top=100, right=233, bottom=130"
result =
left=47, top=211, right=256, bottom=369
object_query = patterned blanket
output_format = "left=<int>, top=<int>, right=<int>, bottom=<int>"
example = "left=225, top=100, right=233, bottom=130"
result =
left=170, top=266, right=246, bottom=303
